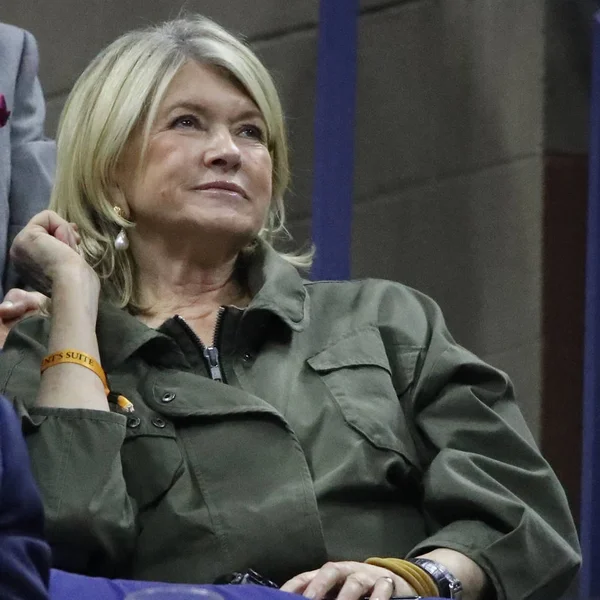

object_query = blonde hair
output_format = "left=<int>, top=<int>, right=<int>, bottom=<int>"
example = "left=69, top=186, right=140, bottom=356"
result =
left=50, top=15, right=312, bottom=311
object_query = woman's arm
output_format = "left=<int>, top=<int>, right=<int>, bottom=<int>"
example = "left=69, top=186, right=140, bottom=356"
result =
left=284, top=283, right=579, bottom=600
left=8, top=210, right=108, bottom=410
left=37, top=262, right=108, bottom=411
left=400, top=288, right=581, bottom=600
left=0, top=211, right=137, bottom=575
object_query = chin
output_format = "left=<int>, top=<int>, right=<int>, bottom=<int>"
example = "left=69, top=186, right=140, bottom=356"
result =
left=185, top=220, right=258, bottom=244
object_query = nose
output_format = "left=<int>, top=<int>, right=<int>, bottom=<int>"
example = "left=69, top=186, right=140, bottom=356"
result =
left=203, top=128, right=241, bottom=171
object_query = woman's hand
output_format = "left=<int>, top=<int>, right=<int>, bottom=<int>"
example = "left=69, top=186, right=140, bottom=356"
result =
left=281, top=561, right=416, bottom=600
left=10, top=210, right=92, bottom=295
left=0, top=289, right=47, bottom=347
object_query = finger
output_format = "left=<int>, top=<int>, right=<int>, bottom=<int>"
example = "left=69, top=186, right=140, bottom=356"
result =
left=29, top=211, right=79, bottom=251
left=281, top=570, right=319, bottom=594
left=0, top=300, right=24, bottom=321
left=335, top=573, right=371, bottom=600
left=369, top=577, right=395, bottom=600
left=54, top=222, right=77, bottom=249
left=0, top=323, right=10, bottom=348
left=0, top=290, right=45, bottom=320
left=70, top=223, right=82, bottom=245
left=302, top=563, right=345, bottom=600
left=3, top=289, right=45, bottom=311
left=29, top=209, right=70, bottom=235
left=64, top=224, right=79, bottom=250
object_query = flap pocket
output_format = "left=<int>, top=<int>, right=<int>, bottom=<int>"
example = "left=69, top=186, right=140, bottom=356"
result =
left=307, top=328, right=421, bottom=468
left=308, top=327, right=419, bottom=396
left=308, top=327, right=392, bottom=373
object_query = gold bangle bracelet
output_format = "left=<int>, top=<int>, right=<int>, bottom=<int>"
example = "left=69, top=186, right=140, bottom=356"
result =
left=390, top=559, right=439, bottom=597
left=365, top=557, right=439, bottom=598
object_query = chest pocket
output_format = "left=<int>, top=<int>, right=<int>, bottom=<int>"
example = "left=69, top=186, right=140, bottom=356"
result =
left=307, top=327, right=421, bottom=469
left=121, top=412, right=183, bottom=511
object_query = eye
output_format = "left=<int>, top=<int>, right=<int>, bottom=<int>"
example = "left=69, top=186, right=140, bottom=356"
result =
left=238, top=124, right=266, bottom=142
left=170, top=114, right=200, bottom=129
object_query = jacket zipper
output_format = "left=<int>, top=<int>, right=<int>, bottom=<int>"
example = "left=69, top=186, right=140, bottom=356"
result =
left=175, top=308, right=225, bottom=382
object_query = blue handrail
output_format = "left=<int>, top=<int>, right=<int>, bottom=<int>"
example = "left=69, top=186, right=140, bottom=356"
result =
left=580, top=10, right=600, bottom=598
left=310, top=0, right=359, bottom=280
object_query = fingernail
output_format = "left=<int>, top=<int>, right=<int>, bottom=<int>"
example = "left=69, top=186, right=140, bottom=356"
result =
left=0, top=300, right=14, bottom=308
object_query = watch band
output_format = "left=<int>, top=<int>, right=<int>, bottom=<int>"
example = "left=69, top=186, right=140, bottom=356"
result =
left=408, top=558, right=463, bottom=599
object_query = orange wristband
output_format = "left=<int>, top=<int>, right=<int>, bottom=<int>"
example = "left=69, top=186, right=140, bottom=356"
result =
left=41, top=349, right=134, bottom=413
left=41, top=350, right=109, bottom=394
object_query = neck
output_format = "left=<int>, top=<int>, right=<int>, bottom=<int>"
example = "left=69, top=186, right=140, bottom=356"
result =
left=130, top=231, right=249, bottom=326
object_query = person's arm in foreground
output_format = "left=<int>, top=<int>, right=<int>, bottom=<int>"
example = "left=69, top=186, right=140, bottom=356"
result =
left=0, top=210, right=137, bottom=575
left=0, top=396, right=50, bottom=600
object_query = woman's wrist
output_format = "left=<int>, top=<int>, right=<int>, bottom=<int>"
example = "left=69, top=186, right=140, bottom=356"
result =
left=48, top=261, right=101, bottom=359
left=52, top=260, right=100, bottom=294
left=51, top=261, right=100, bottom=312
left=40, top=262, right=107, bottom=410
left=417, top=549, right=490, bottom=600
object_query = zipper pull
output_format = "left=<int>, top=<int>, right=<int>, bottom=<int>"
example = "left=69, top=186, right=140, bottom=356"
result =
left=203, top=346, right=224, bottom=382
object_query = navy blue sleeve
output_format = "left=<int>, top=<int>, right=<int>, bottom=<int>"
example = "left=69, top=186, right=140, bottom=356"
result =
left=0, top=395, right=50, bottom=600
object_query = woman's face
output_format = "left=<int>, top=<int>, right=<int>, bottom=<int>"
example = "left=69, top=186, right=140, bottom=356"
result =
left=119, top=61, right=273, bottom=247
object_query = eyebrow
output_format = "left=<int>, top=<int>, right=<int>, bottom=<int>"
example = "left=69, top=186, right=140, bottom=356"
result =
left=164, top=101, right=265, bottom=123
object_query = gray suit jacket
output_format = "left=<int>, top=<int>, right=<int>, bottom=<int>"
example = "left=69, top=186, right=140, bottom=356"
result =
left=0, top=23, right=55, bottom=298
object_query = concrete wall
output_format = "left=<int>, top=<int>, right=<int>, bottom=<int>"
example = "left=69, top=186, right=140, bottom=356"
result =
left=5, top=0, right=546, bottom=438
left=545, top=0, right=592, bottom=153
left=540, top=0, right=593, bottom=516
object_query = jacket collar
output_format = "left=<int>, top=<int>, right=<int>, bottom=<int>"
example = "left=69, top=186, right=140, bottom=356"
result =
left=244, top=240, right=309, bottom=333
left=97, top=240, right=309, bottom=371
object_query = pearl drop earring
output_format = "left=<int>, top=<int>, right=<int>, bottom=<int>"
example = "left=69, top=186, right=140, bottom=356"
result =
left=113, top=206, right=129, bottom=251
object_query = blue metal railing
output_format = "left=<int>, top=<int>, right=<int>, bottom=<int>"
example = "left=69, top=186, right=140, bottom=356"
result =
left=310, top=0, right=358, bottom=280
left=581, top=10, right=600, bottom=597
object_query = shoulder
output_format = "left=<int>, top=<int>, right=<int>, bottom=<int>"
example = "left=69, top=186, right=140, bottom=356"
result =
left=306, top=277, right=437, bottom=306
left=0, top=23, right=27, bottom=61
left=0, top=24, right=40, bottom=96
left=305, top=278, right=446, bottom=343
left=0, top=22, right=27, bottom=43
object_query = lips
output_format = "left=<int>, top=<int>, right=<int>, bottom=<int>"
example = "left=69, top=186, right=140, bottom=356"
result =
left=195, top=181, right=248, bottom=198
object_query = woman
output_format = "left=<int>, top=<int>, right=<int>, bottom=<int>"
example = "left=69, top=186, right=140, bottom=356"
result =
left=0, top=16, right=580, bottom=600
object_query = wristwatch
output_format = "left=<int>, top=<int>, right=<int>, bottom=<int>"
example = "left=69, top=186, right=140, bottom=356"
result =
left=408, top=558, right=463, bottom=599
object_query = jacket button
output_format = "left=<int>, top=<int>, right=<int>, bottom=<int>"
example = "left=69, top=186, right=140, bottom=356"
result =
left=127, top=416, right=141, bottom=429
left=161, top=392, right=176, bottom=403
left=152, top=417, right=166, bottom=429
left=242, top=352, right=254, bottom=362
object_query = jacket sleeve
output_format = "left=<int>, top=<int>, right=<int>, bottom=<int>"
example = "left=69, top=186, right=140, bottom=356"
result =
left=6, top=29, right=56, bottom=292
left=0, top=316, right=137, bottom=577
left=386, top=288, right=581, bottom=600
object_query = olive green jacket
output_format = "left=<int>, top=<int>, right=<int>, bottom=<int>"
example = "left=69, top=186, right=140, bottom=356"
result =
left=0, top=243, right=580, bottom=599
